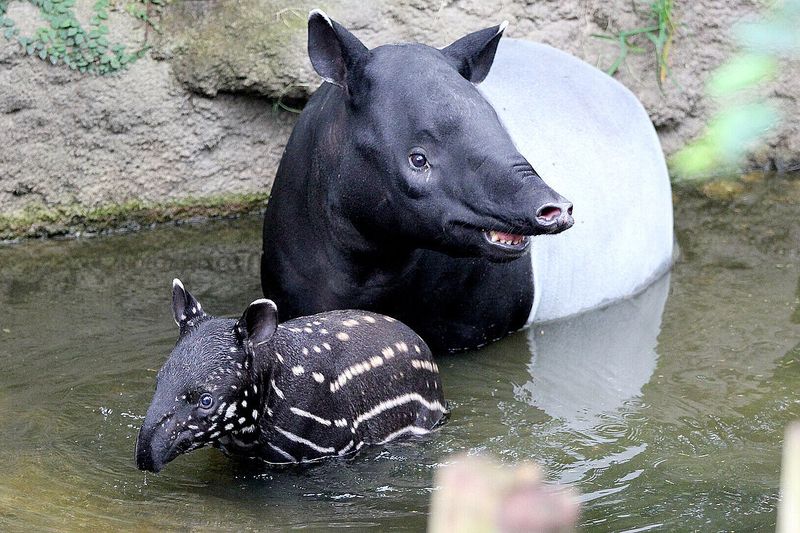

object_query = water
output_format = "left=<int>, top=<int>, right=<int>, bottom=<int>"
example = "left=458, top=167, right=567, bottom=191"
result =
left=0, top=175, right=798, bottom=531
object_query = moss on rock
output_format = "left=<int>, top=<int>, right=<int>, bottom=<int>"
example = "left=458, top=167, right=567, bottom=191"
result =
left=0, top=193, right=269, bottom=241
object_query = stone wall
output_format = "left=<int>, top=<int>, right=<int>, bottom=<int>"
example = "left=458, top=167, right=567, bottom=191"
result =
left=1, top=0, right=797, bottom=237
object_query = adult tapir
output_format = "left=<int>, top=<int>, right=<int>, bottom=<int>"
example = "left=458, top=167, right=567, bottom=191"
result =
left=262, top=11, right=574, bottom=353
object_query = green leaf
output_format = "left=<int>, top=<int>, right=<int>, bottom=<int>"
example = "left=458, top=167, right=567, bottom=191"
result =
left=709, top=53, right=777, bottom=96
left=4, top=27, right=13, bottom=39
left=38, top=48, right=47, bottom=59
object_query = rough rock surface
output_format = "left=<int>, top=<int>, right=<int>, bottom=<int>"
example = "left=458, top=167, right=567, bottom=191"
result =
left=0, top=0, right=797, bottom=233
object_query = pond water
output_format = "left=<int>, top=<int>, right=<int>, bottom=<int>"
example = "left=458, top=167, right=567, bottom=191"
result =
left=1, top=175, right=798, bottom=531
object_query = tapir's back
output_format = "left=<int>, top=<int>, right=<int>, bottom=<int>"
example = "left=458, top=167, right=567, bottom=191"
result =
left=259, top=310, right=446, bottom=462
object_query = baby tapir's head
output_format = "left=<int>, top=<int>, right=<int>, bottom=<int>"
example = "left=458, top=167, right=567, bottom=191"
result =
left=135, top=279, right=277, bottom=473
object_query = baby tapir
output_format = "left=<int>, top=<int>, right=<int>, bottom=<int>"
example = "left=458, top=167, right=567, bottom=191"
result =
left=135, top=279, right=446, bottom=473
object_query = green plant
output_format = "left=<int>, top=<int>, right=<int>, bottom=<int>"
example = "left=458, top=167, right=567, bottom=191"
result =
left=593, top=0, right=676, bottom=87
left=0, top=0, right=165, bottom=74
left=671, top=0, right=800, bottom=180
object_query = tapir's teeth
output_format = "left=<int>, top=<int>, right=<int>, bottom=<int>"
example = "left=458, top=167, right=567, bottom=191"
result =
left=486, top=230, right=528, bottom=247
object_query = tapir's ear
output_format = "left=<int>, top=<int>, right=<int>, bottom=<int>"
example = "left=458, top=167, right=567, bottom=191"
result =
left=307, top=9, right=367, bottom=89
left=441, top=21, right=508, bottom=84
left=171, top=278, right=206, bottom=332
left=236, top=299, right=279, bottom=346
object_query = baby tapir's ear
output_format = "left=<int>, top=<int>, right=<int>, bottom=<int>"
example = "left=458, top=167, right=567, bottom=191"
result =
left=441, top=21, right=508, bottom=84
left=236, top=299, right=279, bottom=346
left=171, top=278, right=206, bottom=331
left=307, top=9, right=367, bottom=89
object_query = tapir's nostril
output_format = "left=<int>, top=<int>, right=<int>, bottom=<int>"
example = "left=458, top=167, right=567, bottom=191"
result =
left=536, top=204, right=562, bottom=222
left=567, top=205, right=573, bottom=216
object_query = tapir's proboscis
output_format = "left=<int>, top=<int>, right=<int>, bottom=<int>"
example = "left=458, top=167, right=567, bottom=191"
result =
left=135, top=279, right=446, bottom=473
left=261, top=11, right=574, bottom=353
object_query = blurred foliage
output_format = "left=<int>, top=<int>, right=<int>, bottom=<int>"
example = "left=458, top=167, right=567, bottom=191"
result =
left=671, top=0, right=800, bottom=180
left=0, top=0, right=165, bottom=74
left=593, top=0, right=676, bottom=87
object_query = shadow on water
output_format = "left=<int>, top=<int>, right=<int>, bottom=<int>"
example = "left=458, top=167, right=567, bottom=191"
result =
left=0, top=175, right=799, bottom=530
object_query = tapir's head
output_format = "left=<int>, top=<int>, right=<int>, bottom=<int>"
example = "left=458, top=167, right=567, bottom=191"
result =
left=135, top=280, right=278, bottom=473
left=308, top=11, right=573, bottom=261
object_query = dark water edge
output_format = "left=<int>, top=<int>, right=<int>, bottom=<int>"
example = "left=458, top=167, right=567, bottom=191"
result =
left=0, top=174, right=798, bottom=530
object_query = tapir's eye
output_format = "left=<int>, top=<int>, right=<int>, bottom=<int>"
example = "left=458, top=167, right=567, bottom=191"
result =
left=198, top=393, right=214, bottom=410
left=408, top=151, right=429, bottom=171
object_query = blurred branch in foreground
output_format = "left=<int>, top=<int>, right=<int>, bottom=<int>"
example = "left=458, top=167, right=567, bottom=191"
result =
left=778, top=422, right=800, bottom=533
left=429, top=454, right=580, bottom=533
left=671, top=0, right=800, bottom=180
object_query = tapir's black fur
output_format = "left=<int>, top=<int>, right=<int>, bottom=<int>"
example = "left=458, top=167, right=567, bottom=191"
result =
left=261, top=12, right=574, bottom=353
left=135, top=279, right=445, bottom=473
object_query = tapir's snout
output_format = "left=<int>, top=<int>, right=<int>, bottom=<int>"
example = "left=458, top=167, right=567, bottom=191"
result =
left=534, top=201, right=574, bottom=234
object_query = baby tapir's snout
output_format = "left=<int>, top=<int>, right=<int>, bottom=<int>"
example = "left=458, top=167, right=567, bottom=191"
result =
left=135, top=279, right=446, bottom=472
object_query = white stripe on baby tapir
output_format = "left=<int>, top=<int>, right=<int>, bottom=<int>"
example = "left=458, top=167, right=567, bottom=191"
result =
left=381, top=346, right=395, bottom=358
left=268, top=442, right=297, bottom=463
left=353, top=393, right=446, bottom=429
left=376, top=424, right=431, bottom=445
left=292, top=365, right=305, bottom=376
left=274, top=426, right=335, bottom=454
left=290, top=406, right=332, bottom=426
left=414, top=345, right=421, bottom=354
left=338, top=440, right=355, bottom=455
left=394, top=341, right=409, bottom=353
left=329, top=356, right=384, bottom=392
left=311, top=372, right=325, bottom=383
left=271, top=379, right=285, bottom=400
left=275, top=352, right=284, bottom=363
left=334, top=418, right=348, bottom=427
left=411, top=359, right=440, bottom=373
left=322, top=342, right=331, bottom=351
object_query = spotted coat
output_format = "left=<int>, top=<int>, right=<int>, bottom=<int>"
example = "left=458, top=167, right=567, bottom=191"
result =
left=135, top=280, right=446, bottom=472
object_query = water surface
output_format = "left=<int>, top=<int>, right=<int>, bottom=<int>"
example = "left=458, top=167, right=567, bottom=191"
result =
left=0, top=175, right=798, bottom=530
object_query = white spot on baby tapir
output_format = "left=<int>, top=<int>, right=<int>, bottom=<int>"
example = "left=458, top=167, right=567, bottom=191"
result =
left=377, top=425, right=430, bottom=445
left=382, top=347, right=395, bottom=358
left=395, top=342, right=409, bottom=353
left=242, top=400, right=248, bottom=408
left=252, top=409, right=259, bottom=420
left=313, top=345, right=322, bottom=353
left=329, top=355, right=384, bottom=392
left=292, top=365, right=305, bottom=376
left=312, top=372, right=325, bottom=383
left=411, top=359, right=440, bottom=373
left=342, top=319, right=359, bottom=327
left=225, top=423, right=234, bottom=431
left=253, top=385, right=258, bottom=394
left=313, top=320, right=322, bottom=326
left=289, top=327, right=302, bottom=333
left=191, top=306, right=197, bottom=314
left=383, top=316, right=396, bottom=322
left=216, top=402, right=227, bottom=414
left=271, top=379, right=285, bottom=399
left=362, top=315, right=376, bottom=324
left=229, top=347, right=237, bottom=353
left=266, top=407, right=273, bottom=417
left=302, top=347, right=309, bottom=356
left=210, top=431, right=221, bottom=439
left=268, top=442, right=297, bottom=463
left=274, top=426, right=335, bottom=454
left=290, top=406, right=332, bottom=426
left=320, top=328, right=328, bottom=335
left=334, top=418, right=348, bottom=428
left=224, top=403, right=237, bottom=420
left=303, top=327, right=313, bottom=333
left=275, top=352, right=284, bottom=364
left=244, top=390, right=248, bottom=398
left=336, top=332, right=350, bottom=342
left=241, top=424, right=256, bottom=433
left=352, top=393, right=446, bottom=429
left=322, top=342, right=331, bottom=351
left=238, top=417, right=246, bottom=424
left=414, top=344, right=421, bottom=354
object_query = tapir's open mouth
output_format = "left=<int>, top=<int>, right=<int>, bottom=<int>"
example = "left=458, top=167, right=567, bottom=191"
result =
left=483, top=230, right=530, bottom=251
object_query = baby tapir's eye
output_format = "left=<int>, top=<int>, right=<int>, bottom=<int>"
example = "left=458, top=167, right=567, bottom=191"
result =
left=198, top=393, right=214, bottom=410
left=408, top=151, right=429, bottom=170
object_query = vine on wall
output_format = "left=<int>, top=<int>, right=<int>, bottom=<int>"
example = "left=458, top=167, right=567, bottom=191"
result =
left=0, top=0, right=164, bottom=74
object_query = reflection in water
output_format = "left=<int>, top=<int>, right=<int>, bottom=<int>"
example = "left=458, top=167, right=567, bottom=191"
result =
left=522, top=273, right=670, bottom=430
